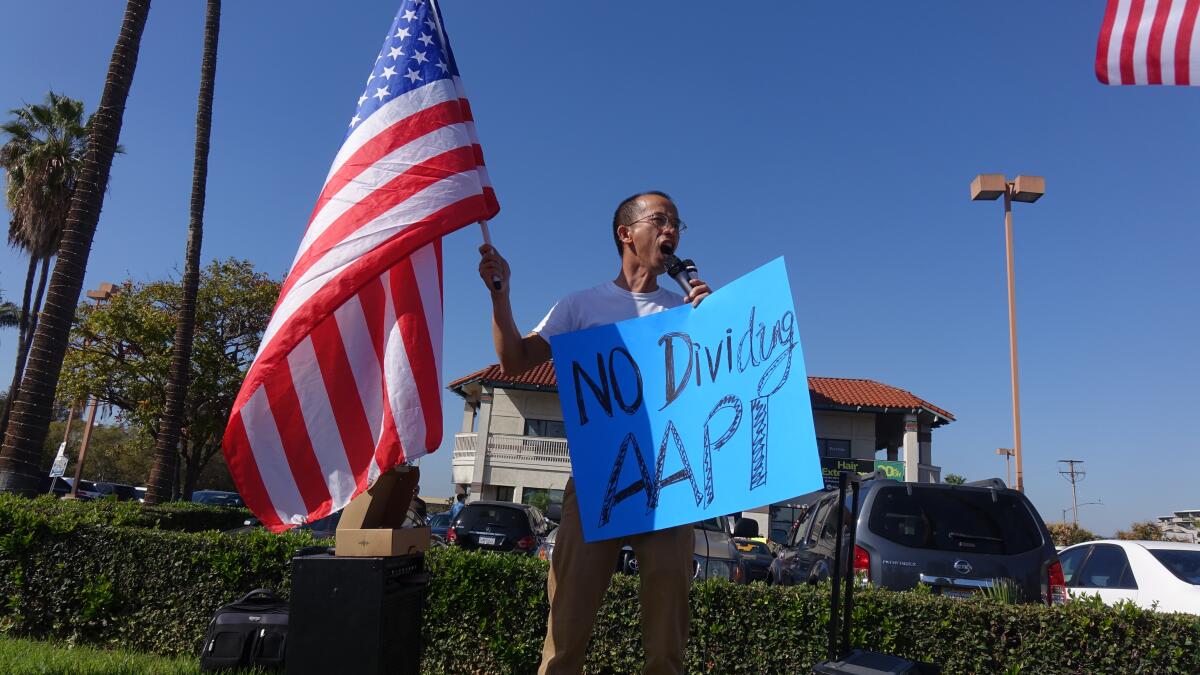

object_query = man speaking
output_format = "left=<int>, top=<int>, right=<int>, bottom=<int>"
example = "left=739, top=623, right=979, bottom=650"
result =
left=478, top=191, right=712, bottom=674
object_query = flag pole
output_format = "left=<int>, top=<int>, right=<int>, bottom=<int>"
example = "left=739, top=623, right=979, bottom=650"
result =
left=479, top=220, right=501, bottom=290
left=431, top=1, right=501, bottom=291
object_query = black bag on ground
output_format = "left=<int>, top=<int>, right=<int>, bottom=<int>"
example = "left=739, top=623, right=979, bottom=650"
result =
left=199, top=588, right=289, bottom=671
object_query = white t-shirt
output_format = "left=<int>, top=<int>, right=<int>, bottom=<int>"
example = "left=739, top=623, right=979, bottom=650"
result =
left=532, top=281, right=684, bottom=338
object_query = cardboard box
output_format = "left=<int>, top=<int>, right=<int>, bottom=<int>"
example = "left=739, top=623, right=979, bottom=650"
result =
left=335, top=465, right=431, bottom=557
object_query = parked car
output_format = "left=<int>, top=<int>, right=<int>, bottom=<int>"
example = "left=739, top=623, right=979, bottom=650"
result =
left=428, top=512, right=452, bottom=540
left=191, top=490, right=245, bottom=507
left=225, top=510, right=341, bottom=539
left=769, top=476, right=1064, bottom=605
left=39, top=476, right=73, bottom=498
left=536, top=525, right=558, bottom=562
left=686, top=516, right=744, bottom=583
left=539, top=516, right=745, bottom=583
left=734, top=537, right=775, bottom=583
left=61, top=478, right=101, bottom=500
left=448, top=500, right=554, bottom=555
left=1056, top=540, right=1200, bottom=614
left=91, top=481, right=139, bottom=501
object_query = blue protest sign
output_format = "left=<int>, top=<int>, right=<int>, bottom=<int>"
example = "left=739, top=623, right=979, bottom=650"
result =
left=548, top=257, right=822, bottom=542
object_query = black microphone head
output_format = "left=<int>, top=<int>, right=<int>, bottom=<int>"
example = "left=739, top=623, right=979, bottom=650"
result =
left=663, top=253, right=686, bottom=277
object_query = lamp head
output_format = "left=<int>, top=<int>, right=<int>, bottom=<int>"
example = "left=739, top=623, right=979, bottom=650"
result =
left=1011, top=175, right=1045, bottom=203
left=970, top=174, right=1006, bottom=201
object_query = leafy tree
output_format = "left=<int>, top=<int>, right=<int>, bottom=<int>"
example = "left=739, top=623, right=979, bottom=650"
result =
left=148, top=0, right=222, bottom=505
left=1046, top=521, right=1097, bottom=547
left=56, top=259, right=278, bottom=499
left=0, top=0, right=152, bottom=496
left=525, top=492, right=551, bottom=513
left=1116, top=520, right=1165, bottom=541
left=943, top=473, right=966, bottom=485
left=39, top=419, right=148, bottom=487
left=0, top=92, right=92, bottom=441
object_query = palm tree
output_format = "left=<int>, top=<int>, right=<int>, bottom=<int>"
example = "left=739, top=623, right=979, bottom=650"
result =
left=0, top=93, right=90, bottom=440
left=0, top=294, right=18, bottom=329
left=146, top=0, right=220, bottom=505
left=0, top=0, right=152, bottom=496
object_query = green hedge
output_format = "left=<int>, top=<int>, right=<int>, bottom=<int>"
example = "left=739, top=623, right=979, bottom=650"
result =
left=2, top=495, right=1199, bottom=673
left=14, top=495, right=252, bottom=533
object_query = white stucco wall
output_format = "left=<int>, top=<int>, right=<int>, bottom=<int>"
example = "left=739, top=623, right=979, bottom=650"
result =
left=812, top=410, right=877, bottom=459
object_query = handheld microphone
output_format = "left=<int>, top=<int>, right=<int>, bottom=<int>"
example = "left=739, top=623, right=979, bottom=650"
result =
left=663, top=253, right=699, bottom=297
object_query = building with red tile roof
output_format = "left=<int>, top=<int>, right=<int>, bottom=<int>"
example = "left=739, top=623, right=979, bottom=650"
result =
left=446, top=361, right=954, bottom=527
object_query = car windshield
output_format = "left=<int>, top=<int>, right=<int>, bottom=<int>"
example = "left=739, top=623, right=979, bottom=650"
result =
left=867, top=486, right=1043, bottom=554
left=694, top=518, right=727, bottom=533
left=1148, top=549, right=1200, bottom=584
left=429, top=513, right=451, bottom=526
left=458, top=505, right=526, bottom=530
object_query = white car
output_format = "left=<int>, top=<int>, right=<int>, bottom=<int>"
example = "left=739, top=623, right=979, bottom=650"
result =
left=1057, top=540, right=1200, bottom=614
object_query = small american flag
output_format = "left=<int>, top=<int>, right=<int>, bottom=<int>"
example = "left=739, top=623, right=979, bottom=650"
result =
left=1096, top=0, right=1200, bottom=85
left=223, top=0, right=498, bottom=532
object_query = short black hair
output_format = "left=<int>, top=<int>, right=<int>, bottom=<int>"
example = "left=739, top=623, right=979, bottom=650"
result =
left=456, top=493, right=467, bottom=502
left=612, top=190, right=673, bottom=256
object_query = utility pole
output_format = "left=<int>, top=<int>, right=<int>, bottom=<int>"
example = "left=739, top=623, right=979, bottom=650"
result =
left=1058, top=459, right=1086, bottom=525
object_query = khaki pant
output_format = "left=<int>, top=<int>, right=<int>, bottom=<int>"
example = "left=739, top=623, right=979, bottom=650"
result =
left=538, top=478, right=693, bottom=675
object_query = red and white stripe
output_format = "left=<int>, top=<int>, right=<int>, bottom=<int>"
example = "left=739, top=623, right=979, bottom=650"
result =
left=223, top=72, right=497, bottom=531
left=1097, top=0, right=1200, bottom=85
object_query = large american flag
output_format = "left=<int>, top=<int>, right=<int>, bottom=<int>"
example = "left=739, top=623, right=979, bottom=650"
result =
left=1096, top=0, right=1200, bottom=85
left=223, top=0, right=498, bottom=532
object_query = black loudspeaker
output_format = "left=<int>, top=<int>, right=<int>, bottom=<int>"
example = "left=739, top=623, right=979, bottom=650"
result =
left=286, top=554, right=426, bottom=675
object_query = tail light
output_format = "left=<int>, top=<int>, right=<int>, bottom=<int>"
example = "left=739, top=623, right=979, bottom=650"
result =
left=516, top=535, right=536, bottom=550
left=853, top=545, right=870, bottom=577
left=447, top=527, right=458, bottom=544
left=1047, top=560, right=1068, bottom=605
left=734, top=562, right=744, bottom=583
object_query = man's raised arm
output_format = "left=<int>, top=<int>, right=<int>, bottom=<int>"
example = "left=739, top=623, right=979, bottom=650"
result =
left=479, top=244, right=552, bottom=374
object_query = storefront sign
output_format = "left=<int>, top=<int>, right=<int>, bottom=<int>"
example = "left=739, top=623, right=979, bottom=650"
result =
left=819, top=457, right=905, bottom=488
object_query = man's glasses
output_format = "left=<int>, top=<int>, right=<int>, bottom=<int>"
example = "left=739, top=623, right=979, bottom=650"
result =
left=626, top=212, right=688, bottom=234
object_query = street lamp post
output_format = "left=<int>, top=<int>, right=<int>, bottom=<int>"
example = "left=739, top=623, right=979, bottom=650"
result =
left=67, top=282, right=118, bottom=499
left=1062, top=500, right=1102, bottom=525
left=971, top=174, right=1045, bottom=493
left=995, top=447, right=1014, bottom=487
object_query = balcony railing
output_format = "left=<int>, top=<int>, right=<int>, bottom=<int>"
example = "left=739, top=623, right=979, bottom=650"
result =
left=451, top=432, right=571, bottom=467
left=488, top=433, right=570, bottom=465
left=918, top=463, right=942, bottom=483
left=453, top=433, right=477, bottom=463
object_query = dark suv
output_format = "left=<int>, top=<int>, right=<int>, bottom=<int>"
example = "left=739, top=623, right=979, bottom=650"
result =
left=769, top=476, right=1065, bottom=605
left=448, top=500, right=554, bottom=555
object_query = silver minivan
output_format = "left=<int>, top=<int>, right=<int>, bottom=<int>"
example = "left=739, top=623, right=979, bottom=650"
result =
left=538, top=516, right=745, bottom=583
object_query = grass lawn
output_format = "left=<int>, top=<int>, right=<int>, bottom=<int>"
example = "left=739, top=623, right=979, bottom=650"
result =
left=0, top=637, right=201, bottom=674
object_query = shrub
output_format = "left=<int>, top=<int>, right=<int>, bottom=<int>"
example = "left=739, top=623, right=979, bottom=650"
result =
left=1, top=496, right=1199, bottom=673
left=1116, top=520, right=1166, bottom=541
left=1046, top=521, right=1098, bottom=547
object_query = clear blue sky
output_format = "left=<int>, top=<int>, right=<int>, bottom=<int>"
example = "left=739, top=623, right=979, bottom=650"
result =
left=1, top=2, right=1196, bottom=536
